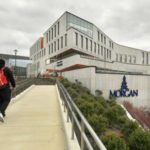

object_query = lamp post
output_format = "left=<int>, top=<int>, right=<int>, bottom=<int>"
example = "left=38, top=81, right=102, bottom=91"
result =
left=14, top=49, right=18, bottom=77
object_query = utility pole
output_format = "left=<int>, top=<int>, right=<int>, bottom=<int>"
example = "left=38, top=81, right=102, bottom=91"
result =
left=14, top=49, right=18, bottom=77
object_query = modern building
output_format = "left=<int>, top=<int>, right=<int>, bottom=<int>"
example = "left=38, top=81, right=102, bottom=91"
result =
left=29, top=11, right=150, bottom=108
left=28, top=37, right=45, bottom=77
left=0, top=53, right=30, bottom=77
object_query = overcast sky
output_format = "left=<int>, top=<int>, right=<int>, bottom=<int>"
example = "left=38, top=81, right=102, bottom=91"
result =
left=0, top=0, right=150, bottom=56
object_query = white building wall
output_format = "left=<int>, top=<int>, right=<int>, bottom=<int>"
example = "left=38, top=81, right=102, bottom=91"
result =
left=46, top=53, right=150, bottom=75
left=62, top=67, right=150, bottom=108
left=62, top=67, right=95, bottom=92
left=95, top=74, right=150, bottom=107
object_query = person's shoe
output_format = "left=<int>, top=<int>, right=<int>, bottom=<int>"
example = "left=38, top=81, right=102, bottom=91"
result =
left=2, top=112, right=6, bottom=118
left=0, top=113, right=4, bottom=123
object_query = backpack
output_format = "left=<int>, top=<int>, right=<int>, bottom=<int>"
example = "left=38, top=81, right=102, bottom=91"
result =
left=0, top=67, right=8, bottom=88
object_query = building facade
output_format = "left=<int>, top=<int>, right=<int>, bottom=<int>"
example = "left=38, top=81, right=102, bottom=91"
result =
left=0, top=53, right=30, bottom=77
left=28, top=37, right=45, bottom=77
left=29, top=12, right=150, bottom=108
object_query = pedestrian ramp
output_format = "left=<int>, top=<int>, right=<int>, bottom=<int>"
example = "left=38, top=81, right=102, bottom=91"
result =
left=0, top=85, right=66, bottom=150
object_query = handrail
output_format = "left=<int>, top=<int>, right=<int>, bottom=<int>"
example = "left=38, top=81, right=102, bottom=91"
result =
left=12, top=78, right=35, bottom=97
left=57, top=80, right=107, bottom=150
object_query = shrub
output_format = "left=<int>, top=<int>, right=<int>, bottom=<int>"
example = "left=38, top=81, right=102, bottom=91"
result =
left=75, top=98, right=94, bottom=117
left=93, top=102, right=105, bottom=114
left=80, top=93, right=92, bottom=101
left=104, top=105, right=126, bottom=126
left=128, top=128, right=150, bottom=150
left=67, top=87, right=79, bottom=98
left=109, top=100, right=117, bottom=107
left=121, top=120, right=139, bottom=138
left=117, top=116, right=129, bottom=128
left=102, top=133, right=129, bottom=150
left=88, top=114, right=108, bottom=135
left=61, top=78, right=71, bottom=88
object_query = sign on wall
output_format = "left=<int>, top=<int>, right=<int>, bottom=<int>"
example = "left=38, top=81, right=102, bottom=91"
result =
left=57, top=61, right=63, bottom=66
left=109, top=75, right=138, bottom=98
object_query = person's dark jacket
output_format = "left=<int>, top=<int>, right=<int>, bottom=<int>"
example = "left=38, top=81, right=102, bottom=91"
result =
left=0, top=67, right=16, bottom=90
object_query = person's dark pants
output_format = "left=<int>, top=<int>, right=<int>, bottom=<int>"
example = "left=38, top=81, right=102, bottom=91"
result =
left=0, top=88, right=11, bottom=116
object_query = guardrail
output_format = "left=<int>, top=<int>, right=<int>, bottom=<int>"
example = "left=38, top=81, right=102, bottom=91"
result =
left=12, top=78, right=35, bottom=97
left=57, top=80, right=107, bottom=150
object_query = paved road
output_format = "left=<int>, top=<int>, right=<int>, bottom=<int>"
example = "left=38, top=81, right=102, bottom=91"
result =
left=0, top=85, right=66, bottom=150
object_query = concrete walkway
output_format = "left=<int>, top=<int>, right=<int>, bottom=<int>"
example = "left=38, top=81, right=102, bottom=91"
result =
left=0, top=85, right=66, bottom=150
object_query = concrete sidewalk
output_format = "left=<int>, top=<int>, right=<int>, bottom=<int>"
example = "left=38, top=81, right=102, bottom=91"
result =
left=0, top=85, right=66, bottom=150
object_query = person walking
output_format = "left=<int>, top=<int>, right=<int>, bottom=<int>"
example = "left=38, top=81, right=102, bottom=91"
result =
left=0, top=59, right=16, bottom=122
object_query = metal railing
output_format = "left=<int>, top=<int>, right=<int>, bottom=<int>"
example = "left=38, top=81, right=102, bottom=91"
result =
left=57, top=80, right=107, bottom=150
left=12, top=78, right=35, bottom=97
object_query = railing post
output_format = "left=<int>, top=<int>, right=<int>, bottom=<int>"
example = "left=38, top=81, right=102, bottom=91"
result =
left=67, top=107, right=69, bottom=122
left=71, top=116, right=75, bottom=140
left=81, top=120, right=85, bottom=150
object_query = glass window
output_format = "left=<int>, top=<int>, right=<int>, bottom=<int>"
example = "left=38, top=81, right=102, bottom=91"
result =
left=57, top=39, right=59, bottom=50
left=104, top=47, right=106, bottom=59
left=98, top=44, right=100, bottom=55
left=147, top=52, right=148, bottom=64
left=61, top=36, right=63, bottom=48
left=51, top=43, right=53, bottom=53
left=142, top=52, right=144, bottom=64
left=55, top=25, right=56, bottom=37
left=75, top=32, right=78, bottom=46
left=101, top=46, right=103, bottom=56
left=90, top=40, right=92, bottom=51
left=81, top=35, right=83, bottom=48
left=54, top=41, right=56, bottom=51
left=104, top=36, right=106, bottom=44
left=107, top=49, right=109, bottom=58
left=58, top=22, right=59, bottom=35
left=65, top=34, right=67, bottom=46
left=49, top=30, right=50, bottom=42
left=94, top=42, right=96, bottom=53
left=109, top=41, right=111, bottom=48
left=51, top=28, right=53, bottom=40
left=66, top=13, right=93, bottom=37
left=98, top=31, right=100, bottom=41
left=86, top=38, right=88, bottom=50
left=101, top=34, right=103, bottom=43
left=49, top=45, right=50, bottom=54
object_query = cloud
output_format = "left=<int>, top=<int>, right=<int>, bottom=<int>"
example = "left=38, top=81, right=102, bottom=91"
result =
left=0, top=0, right=150, bottom=56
